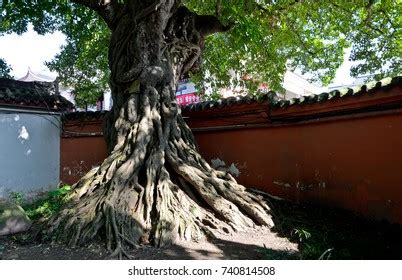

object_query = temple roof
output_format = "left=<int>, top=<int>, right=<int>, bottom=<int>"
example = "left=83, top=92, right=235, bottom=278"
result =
left=17, top=68, right=55, bottom=82
left=0, top=78, right=73, bottom=112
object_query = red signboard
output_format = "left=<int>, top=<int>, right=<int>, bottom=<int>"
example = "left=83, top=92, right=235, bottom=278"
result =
left=176, top=79, right=200, bottom=106
left=176, top=93, right=200, bottom=106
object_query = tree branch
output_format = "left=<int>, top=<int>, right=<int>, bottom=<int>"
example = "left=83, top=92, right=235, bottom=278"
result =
left=287, top=19, right=316, bottom=56
left=134, top=0, right=163, bottom=23
left=71, top=0, right=123, bottom=28
left=379, top=9, right=397, bottom=30
left=195, top=14, right=231, bottom=37
left=215, top=0, right=222, bottom=17
left=71, top=0, right=100, bottom=10
left=329, top=2, right=385, bottom=35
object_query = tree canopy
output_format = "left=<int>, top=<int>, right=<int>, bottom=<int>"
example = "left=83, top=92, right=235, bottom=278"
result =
left=1, top=0, right=400, bottom=103
left=0, top=58, right=13, bottom=78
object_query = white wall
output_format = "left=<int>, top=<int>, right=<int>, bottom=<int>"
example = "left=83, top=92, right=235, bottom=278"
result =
left=0, top=111, right=61, bottom=200
left=104, top=90, right=112, bottom=110
left=283, top=71, right=323, bottom=98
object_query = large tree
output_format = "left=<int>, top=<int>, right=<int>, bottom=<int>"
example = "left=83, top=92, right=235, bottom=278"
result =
left=1, top=0, right=400, bottom=256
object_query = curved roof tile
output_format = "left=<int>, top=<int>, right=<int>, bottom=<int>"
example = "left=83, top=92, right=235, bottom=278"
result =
left=0, top=78, right=73, bottom=111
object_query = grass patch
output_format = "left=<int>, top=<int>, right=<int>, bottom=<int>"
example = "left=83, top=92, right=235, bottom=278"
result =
left=10, top=185, right=72, bottom=222
left=25, top=185, right=71, bottom=221
left=270, top=200, right=357, bottom=259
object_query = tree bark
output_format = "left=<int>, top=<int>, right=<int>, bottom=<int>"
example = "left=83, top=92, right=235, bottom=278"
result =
left=49, top=0, right=274, bottom=258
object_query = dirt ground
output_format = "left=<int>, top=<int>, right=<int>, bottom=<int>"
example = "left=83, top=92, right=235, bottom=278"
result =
left=1, top=196, right=402, bottom=260
left=0, top=226, right=297, bottom=260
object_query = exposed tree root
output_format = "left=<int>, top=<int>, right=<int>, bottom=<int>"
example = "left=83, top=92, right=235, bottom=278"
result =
left=48, top=86, right=274, bottom=257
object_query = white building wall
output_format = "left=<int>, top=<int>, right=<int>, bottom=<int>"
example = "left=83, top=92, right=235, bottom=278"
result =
left=104, top=91, right=113, bottom=110
left=0, top=111, right=61, bottom=200
left=283, top=71, right=323, bottom=98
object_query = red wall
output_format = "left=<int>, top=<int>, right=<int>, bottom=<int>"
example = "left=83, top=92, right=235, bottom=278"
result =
left=193, top=112, right=402, bottom=223
left=61, top=119, right=107, bottom=184
left=60, top=84, right=402, bottom=224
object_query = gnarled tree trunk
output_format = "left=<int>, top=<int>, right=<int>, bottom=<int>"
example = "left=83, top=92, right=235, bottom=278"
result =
left=49, top=0, right=274, bottom=258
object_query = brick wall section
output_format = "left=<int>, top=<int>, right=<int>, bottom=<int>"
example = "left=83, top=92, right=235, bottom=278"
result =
left=61, top=77, right=402, bottom=224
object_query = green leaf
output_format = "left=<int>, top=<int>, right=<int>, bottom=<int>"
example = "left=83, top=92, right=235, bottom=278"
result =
left=1, top=0, right=400, bottom=98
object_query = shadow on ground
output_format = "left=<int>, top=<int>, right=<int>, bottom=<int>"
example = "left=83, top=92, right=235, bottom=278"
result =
left=267, top=196, right=402, bottom=259
left=0, top=234, right=296, bottom=260
left=1, top=196, right=402, bottom=260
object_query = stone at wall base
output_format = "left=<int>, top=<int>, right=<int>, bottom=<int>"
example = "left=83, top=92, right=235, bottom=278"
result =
left=0, top=200, right=31, bottom=236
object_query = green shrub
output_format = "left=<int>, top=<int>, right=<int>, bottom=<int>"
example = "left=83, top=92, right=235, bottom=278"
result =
left=24, top=185, right=71, bottom=221
left=292, top=228, right=311, bottom=242
left=9, top=191, right=25, bottom=206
